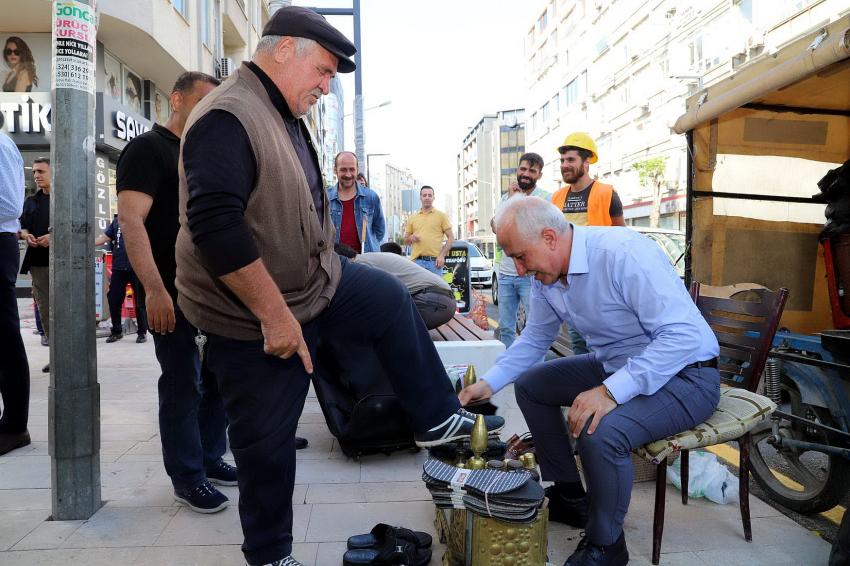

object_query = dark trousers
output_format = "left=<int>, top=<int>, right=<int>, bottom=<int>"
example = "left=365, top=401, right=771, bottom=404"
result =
left=152, top=306, right=227, bottom=490
left=206, top=259, right=459, bottom=565
left=108, top=268, right=148, bottom=336
left=0, top=233, right=29, bottom=433
left=411, top=288, right=456, bottom=330
left=515, top=354, right=719, bottom=546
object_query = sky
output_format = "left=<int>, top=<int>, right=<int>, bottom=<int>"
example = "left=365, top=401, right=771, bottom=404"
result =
left=293, top=0, right=532, bottom=212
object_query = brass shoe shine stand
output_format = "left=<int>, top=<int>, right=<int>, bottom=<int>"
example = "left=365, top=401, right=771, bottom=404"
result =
left=431, top=412, right=548, bottom=565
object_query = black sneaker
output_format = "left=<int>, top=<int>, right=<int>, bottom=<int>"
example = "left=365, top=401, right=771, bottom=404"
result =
left=414, top=408, right=504, bottom=447
left=207, top=460, right=238, bottom=486
left=545, top=486, right=589, bottom=528
left=136, top=334, right=147, bottom=343
left=106, top=333, right=123, bottom=343
left=42, top=364, right=49, bottom=373
left=174, top=480, right=228, bottom=513
left=564, top=532, right=628, bottom=566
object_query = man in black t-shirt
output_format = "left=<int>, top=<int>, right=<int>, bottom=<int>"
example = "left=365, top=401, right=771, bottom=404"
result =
left=562, top=183, right=624, bottom=221
left=116, top=72, right=235, bottom=514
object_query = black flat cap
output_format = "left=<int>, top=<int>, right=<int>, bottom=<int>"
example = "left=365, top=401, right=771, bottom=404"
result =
left=262, top=6, right=356, bottom=73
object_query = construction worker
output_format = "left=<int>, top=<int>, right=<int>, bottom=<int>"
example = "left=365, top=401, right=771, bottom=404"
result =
left=551, top=132, right=625, bottom=355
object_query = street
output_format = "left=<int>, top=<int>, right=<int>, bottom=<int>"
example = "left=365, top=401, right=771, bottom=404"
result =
left=474, top=283, right=846, bottom=547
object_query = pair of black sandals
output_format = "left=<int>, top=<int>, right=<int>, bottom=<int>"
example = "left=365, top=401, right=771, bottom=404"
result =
left=343, top=523, right=433, bottom=565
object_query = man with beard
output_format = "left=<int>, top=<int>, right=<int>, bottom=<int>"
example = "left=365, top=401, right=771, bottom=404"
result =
left=494, top=152, right=548, bottom=348
left=328, top=151, right=385, bottom=253
left=550, top=133, right=625, bottom=355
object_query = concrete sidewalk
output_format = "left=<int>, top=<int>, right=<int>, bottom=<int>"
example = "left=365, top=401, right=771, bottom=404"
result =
left=0, top=301, right=832, bottom=565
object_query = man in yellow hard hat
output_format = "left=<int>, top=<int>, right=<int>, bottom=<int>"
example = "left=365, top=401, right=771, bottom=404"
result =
left=551, top=132, right=625, bottom=228
left=551, top=132, right=626, bottom=356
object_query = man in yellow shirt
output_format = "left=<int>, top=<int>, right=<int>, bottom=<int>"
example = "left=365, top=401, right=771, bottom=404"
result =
left=404, top=186, right=454, bottom=275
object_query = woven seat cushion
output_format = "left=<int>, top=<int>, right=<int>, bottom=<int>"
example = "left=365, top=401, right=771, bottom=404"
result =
left=635, top=387, right=777, bottom=464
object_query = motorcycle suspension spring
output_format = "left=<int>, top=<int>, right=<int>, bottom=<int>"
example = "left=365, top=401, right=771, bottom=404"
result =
left=764, top=357, right=782, bottom=421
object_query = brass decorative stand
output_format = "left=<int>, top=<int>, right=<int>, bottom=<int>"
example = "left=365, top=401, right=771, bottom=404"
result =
left=435, top=507, right=549, bottom=565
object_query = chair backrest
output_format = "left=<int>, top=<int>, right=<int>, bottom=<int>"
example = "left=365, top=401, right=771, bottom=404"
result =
left=691, top=282, right=789, bottom=392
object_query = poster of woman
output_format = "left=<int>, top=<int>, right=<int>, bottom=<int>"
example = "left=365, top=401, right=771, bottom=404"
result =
left=103, top=51, right=122, bottom=102
left=3, top=36, right=41, bottom=92
left=154, top=89, right=170, bottom=124
left=123, top=67, right=142, bottom=114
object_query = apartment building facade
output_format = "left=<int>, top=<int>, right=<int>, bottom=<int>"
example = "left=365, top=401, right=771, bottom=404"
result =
left=523, top=0, right=850, bottom=228
left=455, top=109, right=525, bottom=257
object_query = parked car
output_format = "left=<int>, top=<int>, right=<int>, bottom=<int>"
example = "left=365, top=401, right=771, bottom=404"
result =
left=451, top=240, right=492, bottom=287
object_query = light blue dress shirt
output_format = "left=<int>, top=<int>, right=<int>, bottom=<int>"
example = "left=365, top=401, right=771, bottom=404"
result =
left=0, top=132, right=25, bottom=234
left=483, top=225, right=719, bottom=404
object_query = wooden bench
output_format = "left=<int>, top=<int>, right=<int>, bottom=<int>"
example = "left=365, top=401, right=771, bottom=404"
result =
left=549, top=324, right=575, bottom=358
left=430, top=313, right=495, bottom=342
left=429, top=314, right=505, bottom=374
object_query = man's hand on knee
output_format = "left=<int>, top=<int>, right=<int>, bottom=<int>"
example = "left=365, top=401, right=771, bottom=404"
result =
left=568, top=385, right=617, bottom=438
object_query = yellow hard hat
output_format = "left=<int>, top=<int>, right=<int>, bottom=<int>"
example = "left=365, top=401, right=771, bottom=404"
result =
left=557, top=132, right=598, bottom=164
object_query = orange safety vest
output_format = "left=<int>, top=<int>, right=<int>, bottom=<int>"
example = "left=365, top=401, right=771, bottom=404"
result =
left=550, top=182, right=616, bottom=226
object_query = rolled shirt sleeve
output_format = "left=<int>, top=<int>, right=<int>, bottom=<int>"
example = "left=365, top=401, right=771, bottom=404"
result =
left=602, top=240, right=715, bottom=403
left=182, top=110, right=261, bottom=277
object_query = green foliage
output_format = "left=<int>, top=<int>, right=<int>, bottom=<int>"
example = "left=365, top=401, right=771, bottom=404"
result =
left=633, top=157, right=667, bottom=187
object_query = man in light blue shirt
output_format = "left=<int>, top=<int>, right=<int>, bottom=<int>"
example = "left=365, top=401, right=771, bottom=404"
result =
left=460, top=196, right=720, bottom=566
left=0, top=132, right=31, bottom=456
left=494, top=152, right=550, bottom=348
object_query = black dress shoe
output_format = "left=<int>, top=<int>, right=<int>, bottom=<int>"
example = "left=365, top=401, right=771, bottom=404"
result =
left=295, top=436, right=308, bottom=450
left=546, top=486, right=589, bottom=528
left=0, top=430, right=31, bottom=456
left=106, top=333, right=123, bottom=343
left=136, top=334, right=147, bottom=343
left=42, top=363, right=50, bottom=373
left=564, top=532, right=629, bottom=566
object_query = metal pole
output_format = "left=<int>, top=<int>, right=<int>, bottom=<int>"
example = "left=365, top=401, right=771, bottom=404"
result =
left=353, top=0, right=364, bottom=167
left=49, top=0, right=102, bottom=520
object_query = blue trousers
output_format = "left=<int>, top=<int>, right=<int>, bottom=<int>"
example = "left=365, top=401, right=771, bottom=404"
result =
left=205, top=259, right=460, bottom=565
left=497, top=274, right=532, bottom=348
left=152, top=306, right=227, bottom=491
left=515, top=354, right=719, bottom=545
left=414, top=257, right=444, bottom=276
left=0, top=233, right=29, bottom=433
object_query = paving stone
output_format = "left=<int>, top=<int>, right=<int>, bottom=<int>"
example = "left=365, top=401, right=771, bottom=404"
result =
left=0, top=510, right=49, bottom=551
left=11, top=520, right=84, bottom=550
left=61, top=506, right=178, bottom=548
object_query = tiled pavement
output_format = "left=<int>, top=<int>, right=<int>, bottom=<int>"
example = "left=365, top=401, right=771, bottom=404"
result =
left=0, top=300, right=833, bottom=565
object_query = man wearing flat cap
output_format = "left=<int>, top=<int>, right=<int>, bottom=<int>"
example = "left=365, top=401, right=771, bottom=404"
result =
left=175, top=7, right=505, bottom=566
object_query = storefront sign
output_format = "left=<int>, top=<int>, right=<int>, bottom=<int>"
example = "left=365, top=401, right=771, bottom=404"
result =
left=0, top=92, right=52, bottom=146
left=96, top=93, right=152, bottom=154
left=94, top=152, right=113, bottom=232
left=53, top=1, right=98, bottom=94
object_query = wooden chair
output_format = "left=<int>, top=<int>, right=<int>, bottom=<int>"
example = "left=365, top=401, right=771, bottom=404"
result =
left=649, top=282, right=789, bottom=564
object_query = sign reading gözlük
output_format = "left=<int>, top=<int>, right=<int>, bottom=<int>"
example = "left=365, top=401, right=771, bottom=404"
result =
left=53, top=0, right=98, bottom=94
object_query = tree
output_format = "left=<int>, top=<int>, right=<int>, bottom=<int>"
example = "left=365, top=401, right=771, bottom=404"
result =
left=634, top=157, right=667, bottom=228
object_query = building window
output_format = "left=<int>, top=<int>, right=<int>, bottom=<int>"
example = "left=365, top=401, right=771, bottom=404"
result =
left=541, top=101, right=550, bottom=125
left=563, top=77, right=579, bottom=107
left=201, top=0, right=211, bottom=47
left=252, top=0, right=262, bottom=31
left=537, top=9, right=548, bottom=34
left=171, top=0, right=188, bottom=19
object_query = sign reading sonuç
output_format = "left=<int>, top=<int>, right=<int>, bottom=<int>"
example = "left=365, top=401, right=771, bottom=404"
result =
left=53, top=0, right=98, bottom=93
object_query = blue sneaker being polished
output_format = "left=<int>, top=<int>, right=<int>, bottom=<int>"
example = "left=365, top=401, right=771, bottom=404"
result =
left=414, top=408, right=504, bottom=447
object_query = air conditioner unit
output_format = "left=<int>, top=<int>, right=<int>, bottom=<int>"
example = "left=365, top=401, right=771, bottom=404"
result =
left=219, top=57, right=234, bottom=79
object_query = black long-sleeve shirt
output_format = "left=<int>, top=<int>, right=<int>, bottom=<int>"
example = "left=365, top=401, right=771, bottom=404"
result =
left=182, top=62, right=324, bottom=276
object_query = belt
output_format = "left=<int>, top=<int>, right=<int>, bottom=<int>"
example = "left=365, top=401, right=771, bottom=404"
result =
left=684, top=357, right=718, bottom=369
left=416, top=255, right=437, bottom=261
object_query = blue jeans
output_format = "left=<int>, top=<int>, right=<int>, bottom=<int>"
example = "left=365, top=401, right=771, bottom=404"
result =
left=497, top=274, right=532, bottom=348
left=415, top=258, right=443, bottom=276
left=515, top=354, right=719, bottom=546
left=152, top=306, right=227, bottom=491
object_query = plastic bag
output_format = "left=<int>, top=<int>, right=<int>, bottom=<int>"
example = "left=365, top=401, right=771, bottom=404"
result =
left=466, top=288, right=490, bottom=330
left=666, top=450, right=739, bottom=505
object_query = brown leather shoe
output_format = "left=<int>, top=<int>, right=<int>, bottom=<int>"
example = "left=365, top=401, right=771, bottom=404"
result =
left=0, top=430, right=31, bottom=456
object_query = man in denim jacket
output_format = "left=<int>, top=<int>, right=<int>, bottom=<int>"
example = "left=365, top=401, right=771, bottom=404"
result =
left=327, top=151, right=385, bottom=252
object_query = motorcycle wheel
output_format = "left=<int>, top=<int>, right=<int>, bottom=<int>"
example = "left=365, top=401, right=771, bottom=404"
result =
left=749, top=381, right=850, bottom=514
